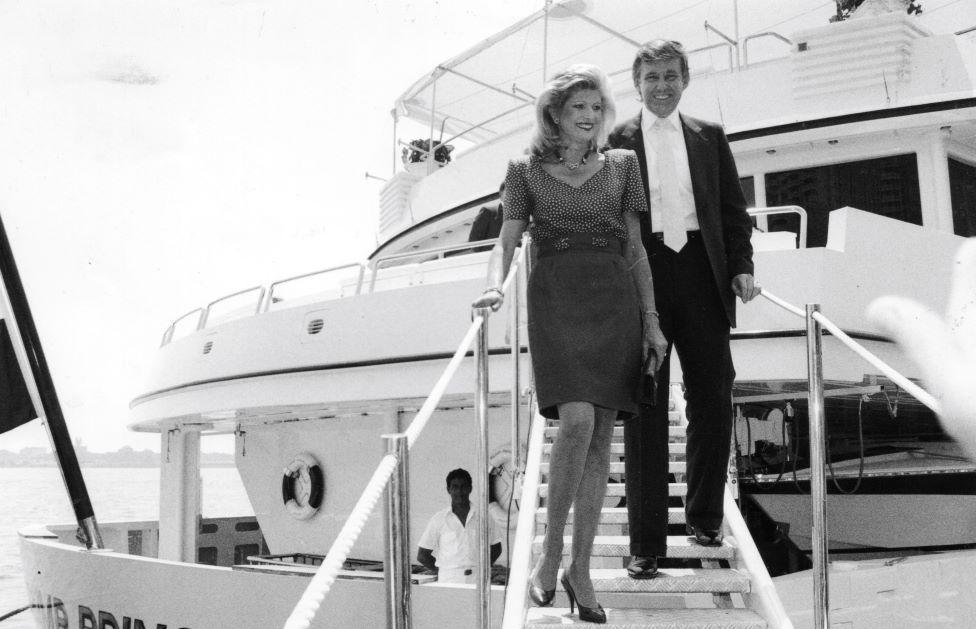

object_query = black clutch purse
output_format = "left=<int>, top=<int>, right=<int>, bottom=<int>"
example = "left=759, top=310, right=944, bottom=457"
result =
left=639, top=355, right=658, bottom=407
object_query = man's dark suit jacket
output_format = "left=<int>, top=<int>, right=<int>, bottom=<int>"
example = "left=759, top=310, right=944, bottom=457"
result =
left=607, top=112, right=753, bottom=327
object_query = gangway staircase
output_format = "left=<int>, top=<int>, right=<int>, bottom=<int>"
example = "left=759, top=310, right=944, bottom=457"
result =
left=519, top=384, right=791, bottom=628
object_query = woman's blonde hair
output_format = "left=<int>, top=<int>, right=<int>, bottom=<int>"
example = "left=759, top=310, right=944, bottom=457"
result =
left=529, top=64, right=616, bottom=159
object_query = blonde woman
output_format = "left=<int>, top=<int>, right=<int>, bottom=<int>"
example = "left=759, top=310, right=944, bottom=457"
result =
left=473, top=64, right=666, bottom=624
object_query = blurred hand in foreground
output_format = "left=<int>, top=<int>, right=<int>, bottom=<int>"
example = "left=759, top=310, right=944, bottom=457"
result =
left=867, top=238, right=976, bottom=459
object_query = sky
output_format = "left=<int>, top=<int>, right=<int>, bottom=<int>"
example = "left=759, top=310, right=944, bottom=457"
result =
left=0, top=0, right=532, bottom=453
left=0, top=0, right=972, bottom=455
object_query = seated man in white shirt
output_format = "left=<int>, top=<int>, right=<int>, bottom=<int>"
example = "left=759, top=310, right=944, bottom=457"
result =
left=417, top=468, right=502, bottom=584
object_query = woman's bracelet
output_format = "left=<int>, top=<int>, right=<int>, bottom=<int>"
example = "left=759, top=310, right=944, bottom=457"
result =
left=642, top=309, right=659, bottom=318
left=484, top=287, right=504, bottom=298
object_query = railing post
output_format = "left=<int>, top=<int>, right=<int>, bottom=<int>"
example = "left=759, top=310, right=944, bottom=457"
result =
left=510, top=250, right=522, bottom=472
left=383, top=433, right=412, bottom=629
left=473, top=306, right=492, bottom=629
left=805, top=304, right=829, bottom=629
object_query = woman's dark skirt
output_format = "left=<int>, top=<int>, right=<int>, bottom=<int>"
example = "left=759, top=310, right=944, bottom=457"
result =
left=528, top=237, right=642, bottom=419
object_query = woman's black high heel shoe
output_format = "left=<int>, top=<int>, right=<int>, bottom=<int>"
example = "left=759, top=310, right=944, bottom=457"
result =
left=560, top=573, right=606, bottom=624
left=528, top=580, right=555, bottom=607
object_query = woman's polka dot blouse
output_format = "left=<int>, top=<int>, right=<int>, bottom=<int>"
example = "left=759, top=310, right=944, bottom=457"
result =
left=502, top=148, right=648, bottom=243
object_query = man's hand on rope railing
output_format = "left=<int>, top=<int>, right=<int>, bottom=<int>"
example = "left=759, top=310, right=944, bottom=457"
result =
left=732, top=273, right=761, bottom=303
left=867, top=239, right=976, bottom=459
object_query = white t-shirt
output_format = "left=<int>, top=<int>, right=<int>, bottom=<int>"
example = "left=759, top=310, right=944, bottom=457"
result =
left=418, top=506, right=502, bottom=584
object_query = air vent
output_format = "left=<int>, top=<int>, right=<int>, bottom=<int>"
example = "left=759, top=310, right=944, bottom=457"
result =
left=203, top=341, right=214, bottom=355
left=307, top=319, right=325, bottom=335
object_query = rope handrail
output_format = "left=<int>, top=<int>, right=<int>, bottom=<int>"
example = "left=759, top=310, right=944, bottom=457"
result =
left=283, top=454, right=399, bottom=629
left=722, top=490, right=795, bottom=629
left=404, top=242, right=525, bottom=448
left=282, top=240, right=527, bottom=629
left=759, top=288, right=941, bottom=414
left=501, top=403, right=546, bottom=629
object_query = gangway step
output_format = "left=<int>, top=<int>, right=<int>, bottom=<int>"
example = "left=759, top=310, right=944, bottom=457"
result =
left=578, top=568, right=751, bottom=594
left=540, top=483, right=687, bottom=498
left=536, top=507, right=686, bottom=525
left=533, top=535, right=735, bottom=560
left=545, top=443, right=686, bottom=456
left=544, top=425, right=686, bottom=440
left=540, top=461, right=686, bottom=475
left=525, top=607, right=767, bottom=628
left=543, top=410, right=683, bottom=425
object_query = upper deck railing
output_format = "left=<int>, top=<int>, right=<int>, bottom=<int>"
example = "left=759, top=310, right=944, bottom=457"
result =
left=158, top=206, right=806, bottom=347
left=157, top=238, right=498, bottom=346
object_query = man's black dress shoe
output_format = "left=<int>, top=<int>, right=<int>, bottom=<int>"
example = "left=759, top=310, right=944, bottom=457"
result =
left=626, top=556, right=659, bottom=579
left=687, top=524, right=724, bottom=546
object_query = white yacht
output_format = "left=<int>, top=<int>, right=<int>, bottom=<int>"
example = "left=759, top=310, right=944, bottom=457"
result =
left=15, top=1, right=976, bottom=627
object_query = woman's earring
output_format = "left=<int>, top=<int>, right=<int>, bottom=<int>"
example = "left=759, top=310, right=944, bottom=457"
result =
left=554, top=118, right=560, bottom=124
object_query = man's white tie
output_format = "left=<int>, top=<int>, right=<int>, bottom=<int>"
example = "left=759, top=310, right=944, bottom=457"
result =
left=650, top=118, right=687, bottom=252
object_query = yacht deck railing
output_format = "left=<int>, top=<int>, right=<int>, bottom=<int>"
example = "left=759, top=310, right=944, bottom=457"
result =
left=281, top=235, right=530, bottom=629
left=748, top=205, right=807, bottom=249
left=158, top=239, right=500, bottom=346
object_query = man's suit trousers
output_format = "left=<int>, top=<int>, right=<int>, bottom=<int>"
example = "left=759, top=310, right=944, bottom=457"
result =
left=625, top=231, right=735, bottom=557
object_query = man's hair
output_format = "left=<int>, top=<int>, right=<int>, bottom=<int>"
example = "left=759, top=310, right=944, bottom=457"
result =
left=529, top=63, right=617, bottom=159
left=446, top=468, right=472, bottom=488
left=631, top=39, right=690, bottom=88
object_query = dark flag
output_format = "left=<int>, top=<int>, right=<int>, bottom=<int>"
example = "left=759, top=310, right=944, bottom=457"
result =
left=0, top=316, right=36, bottom=432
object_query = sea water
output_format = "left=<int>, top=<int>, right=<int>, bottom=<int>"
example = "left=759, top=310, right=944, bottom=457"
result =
left=0, top=467, right=253, bottom=629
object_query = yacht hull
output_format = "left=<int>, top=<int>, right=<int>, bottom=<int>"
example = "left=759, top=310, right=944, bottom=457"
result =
left=747, top=485, right=976, bottom=552
left=21, top=526, right=976, bottom=629
left=19, top=530, right=505, bottom=629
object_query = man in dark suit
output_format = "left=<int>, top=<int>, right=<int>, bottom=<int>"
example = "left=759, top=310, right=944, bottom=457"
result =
left=607, top=39, right=759, bottom=579
left=467, top=182, right=505, bottom=244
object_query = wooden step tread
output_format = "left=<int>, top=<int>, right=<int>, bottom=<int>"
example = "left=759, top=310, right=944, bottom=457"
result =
left=536, top=507, right=686, bottom=525
left=545, top=426, right=686, bottom=439
left=533, top=536, right=735, bottom=560
left=540, top=483, right=687, bottom=498
left=541, top=461, right=686, bottom=475
left=525, top=607, right=766, bottom=628
left=545, top=443, right=686, bottom=456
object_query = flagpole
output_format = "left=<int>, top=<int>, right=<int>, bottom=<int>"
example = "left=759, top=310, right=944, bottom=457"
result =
left=0, top=213, right=103, bottom=549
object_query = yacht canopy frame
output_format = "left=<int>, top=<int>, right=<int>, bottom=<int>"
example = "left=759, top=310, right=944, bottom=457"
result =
left=389, top=0, right=840, bottom=165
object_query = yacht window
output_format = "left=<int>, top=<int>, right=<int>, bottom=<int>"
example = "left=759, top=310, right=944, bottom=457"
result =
left=764, top=154, right=921, bottom=247
left=949, top=158, right=976, bottom=237
left=739, top=176, right=756, bottom=208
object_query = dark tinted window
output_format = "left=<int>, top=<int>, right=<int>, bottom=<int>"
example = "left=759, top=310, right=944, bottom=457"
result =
left=235, top=544, right=261, bottom=565
left=950, top=158, right=976, bottom=237
left=765, top=154, right=921, bottom=247
left=198, top=546, right=218, bottom=565
left=739, top=176, right=756, bottom=208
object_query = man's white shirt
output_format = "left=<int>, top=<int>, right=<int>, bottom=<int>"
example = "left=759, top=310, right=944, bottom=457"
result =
left=418, top=506, right=502, bottom=584
left=640, top=109, right=699, bottom=233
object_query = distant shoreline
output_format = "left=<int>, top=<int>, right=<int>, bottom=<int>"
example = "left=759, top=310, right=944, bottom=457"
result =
left=0, top=449, right=235, bottom=468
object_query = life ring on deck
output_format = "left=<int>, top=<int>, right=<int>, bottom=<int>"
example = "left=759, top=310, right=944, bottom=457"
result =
left=488, top=447, right=519, bottom=529
left=281, top=452, right=324, bottom=520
